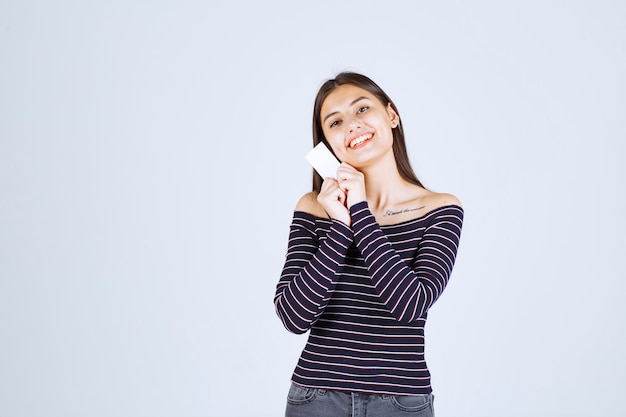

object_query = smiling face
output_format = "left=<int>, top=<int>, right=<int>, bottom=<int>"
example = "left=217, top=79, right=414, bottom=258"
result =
left=320, top=84, right=399, bottom=168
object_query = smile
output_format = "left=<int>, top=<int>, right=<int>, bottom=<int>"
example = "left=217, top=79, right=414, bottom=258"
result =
left=349, top=133, right=373, bottom=148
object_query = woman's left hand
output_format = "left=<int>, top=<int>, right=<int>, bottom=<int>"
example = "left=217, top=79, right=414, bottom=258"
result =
left=336, top=163, right=366, bottom=209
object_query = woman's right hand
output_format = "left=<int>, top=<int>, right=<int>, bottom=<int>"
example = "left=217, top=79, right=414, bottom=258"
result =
left=317, top=178, right=351, bottom=226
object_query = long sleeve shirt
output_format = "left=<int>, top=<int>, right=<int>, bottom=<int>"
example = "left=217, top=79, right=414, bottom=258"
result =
left=274, top=201, right=464, bottom=395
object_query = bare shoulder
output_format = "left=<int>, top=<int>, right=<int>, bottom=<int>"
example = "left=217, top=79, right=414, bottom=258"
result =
left=422, top=191, right=463, bottom=211
left=295, top=192, right=329, bottom=218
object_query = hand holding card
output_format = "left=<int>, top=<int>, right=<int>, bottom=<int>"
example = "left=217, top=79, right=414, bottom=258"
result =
left=305, top=142, right=341, bottom=179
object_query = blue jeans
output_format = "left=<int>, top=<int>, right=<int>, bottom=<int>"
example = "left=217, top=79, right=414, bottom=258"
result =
left=285, top=383, right=435, bottom=417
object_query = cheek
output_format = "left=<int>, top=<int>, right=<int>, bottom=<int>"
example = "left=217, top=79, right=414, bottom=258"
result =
left=324, top=130, right=342, bottom=149
left=329, top=141, right=345, bottom=158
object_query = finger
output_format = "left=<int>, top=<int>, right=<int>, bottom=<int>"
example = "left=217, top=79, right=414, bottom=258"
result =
left=337, top=166, right=360, bottom=181
left=320, top=177, right=337, bottom=191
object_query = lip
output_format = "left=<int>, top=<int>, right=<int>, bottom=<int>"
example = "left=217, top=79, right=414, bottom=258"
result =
left=347, top=131, right=374, bottom=149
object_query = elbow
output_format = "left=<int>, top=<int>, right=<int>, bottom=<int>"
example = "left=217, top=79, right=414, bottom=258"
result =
left=278, top=314, right=311, bottom=335
left=283, top=322, right=309, bottom=335
left=389, top=280, right=442, bottom=323
left=274, top=300, right=312, bottom=335
left=392, top=310, right=427, bottom=325
left=389, top=296, right=432, bottom=324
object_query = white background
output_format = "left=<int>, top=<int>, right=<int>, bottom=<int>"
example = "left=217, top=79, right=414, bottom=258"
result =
left=1, top=1, right=625, bottom=416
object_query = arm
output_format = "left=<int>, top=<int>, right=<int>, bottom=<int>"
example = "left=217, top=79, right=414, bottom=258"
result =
left=274, top=214, right=354, bottom=334
left=350, top=201, right=464, bottom=323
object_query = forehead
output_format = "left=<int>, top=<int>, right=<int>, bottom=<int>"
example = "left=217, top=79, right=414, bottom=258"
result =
left=321, top=84, right=376, bottom=114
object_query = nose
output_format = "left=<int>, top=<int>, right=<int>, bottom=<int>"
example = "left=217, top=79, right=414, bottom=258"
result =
left=347, top=115, right=361, bottom=132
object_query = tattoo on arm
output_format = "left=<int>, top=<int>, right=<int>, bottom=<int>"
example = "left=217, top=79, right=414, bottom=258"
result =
left=383, top=206, right=425, bottom=216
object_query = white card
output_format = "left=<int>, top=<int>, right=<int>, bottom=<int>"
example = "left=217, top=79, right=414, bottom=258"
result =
left=305, top=142, right=341, bottom=179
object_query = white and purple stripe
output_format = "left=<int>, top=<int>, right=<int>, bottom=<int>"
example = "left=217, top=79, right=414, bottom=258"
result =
left=274, top=201, right=463, bottom=395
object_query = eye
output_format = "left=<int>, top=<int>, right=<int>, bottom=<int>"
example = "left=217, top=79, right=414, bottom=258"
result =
left=357, top=106, right=369, bottom=114
left=329, top=119, right=341, bottom=128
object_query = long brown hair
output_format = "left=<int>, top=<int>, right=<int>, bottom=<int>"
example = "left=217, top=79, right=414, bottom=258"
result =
left=311, top=72, right=424, bottom=192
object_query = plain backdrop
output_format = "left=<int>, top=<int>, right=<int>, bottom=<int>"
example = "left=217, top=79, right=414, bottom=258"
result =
left=1, top=1, right=625, bottom=416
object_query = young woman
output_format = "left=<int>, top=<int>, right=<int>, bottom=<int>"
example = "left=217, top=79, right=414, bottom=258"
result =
left=274, top=72, right=464, bottom=417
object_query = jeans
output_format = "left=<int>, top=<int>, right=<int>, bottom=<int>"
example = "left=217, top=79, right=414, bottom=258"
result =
left=284, top=383, right=435, bottom=417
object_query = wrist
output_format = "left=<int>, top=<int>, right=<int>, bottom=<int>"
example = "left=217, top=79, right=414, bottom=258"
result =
left=348, top=200, right=369, bottom=215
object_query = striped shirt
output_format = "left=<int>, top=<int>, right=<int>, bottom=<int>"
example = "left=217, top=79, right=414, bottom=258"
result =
left=274, top=201, right=464, bottom=395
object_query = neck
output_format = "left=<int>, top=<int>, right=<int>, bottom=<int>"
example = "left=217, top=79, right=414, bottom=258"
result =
left=361, top=157, right=409, bottom=212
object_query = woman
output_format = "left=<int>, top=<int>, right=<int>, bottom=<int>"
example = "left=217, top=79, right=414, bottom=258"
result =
left=274, top=72, right=464, bottom=417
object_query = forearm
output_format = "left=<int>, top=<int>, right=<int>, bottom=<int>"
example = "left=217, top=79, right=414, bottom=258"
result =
left=350, top=201, right=463, bottom=323
left=274, top=218, right=353, bottom=334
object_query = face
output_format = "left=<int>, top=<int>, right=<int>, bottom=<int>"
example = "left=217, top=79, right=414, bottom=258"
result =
left=320, top=84, right=399, bottom=167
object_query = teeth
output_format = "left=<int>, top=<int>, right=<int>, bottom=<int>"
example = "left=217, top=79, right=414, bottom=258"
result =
left=350, top=133, right=372, bottom=148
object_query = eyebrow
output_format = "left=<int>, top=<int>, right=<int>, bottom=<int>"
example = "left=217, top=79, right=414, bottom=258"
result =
left=322, top=96, right=369, bottom=124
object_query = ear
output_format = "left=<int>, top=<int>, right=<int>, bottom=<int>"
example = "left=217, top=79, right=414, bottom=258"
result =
left=387, top=103, right=399, bottom=128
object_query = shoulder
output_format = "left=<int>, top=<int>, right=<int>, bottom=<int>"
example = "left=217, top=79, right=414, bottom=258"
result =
left=295, top=192, right=329, bottom=218
left=421, top=192, right=464, bottom=227
left=423, top=191, right=462, bottom=211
